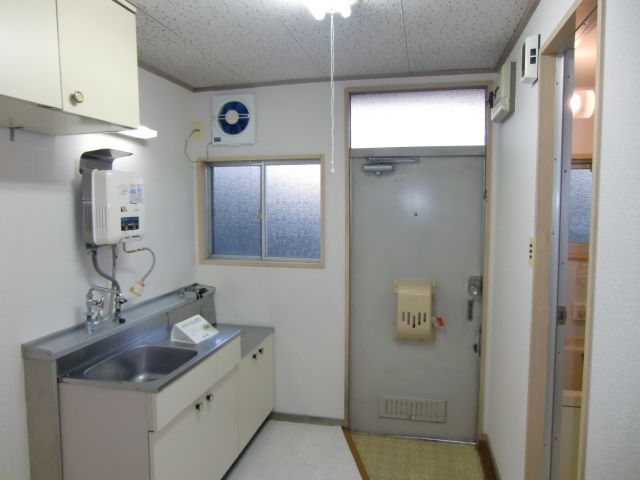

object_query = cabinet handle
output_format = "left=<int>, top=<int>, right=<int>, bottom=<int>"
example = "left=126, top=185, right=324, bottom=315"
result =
left=69, top=91, right=84, bottom=104
left=259, top=348, right=264, bottom=355
left=195, top=402, right=204, bottom=412
left=252, top=353, right=258, bottom=360
left=206, top=393, right=214, bottom=403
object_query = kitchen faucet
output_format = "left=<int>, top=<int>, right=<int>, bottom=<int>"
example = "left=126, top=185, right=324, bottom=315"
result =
left=85, top=286, right=127, bottom=329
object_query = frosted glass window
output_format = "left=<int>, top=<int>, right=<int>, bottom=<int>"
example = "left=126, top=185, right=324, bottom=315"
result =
left=206, top=159, right=322, bottom=264
left=212, top=165, right=261, bottom=257
left=569, top=168, right=592, bottom=243
left=350, top=89, right=486, bottom=148
left=265, top=164, right=321, bottom=259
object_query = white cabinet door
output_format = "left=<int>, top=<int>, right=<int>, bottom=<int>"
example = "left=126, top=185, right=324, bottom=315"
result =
left=0, top=0, right=61, bottom=107
left=238, top=334, right=274, bottom=450
left=149, top=399, right=211, bottom=480
left=57, top=0, right=139, bottom=128
left=150, top=368, right=239, bottom=480
left=206, top=369, right=239, bottom=479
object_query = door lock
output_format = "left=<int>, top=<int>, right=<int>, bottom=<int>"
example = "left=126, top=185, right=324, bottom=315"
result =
left=467, top=275, right=483, bottom=298
left=466, top=275, right=483, bottom=321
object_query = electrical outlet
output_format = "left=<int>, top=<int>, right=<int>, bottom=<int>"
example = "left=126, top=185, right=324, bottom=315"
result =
left=192, top=121, right=203, bottom=140
left=528, top=236, right=534, bottom=267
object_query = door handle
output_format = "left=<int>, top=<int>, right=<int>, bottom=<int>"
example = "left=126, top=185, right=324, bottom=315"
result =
left=467, top=275, right=483, bottom=321
left=467, top=275, right=483, bottom=298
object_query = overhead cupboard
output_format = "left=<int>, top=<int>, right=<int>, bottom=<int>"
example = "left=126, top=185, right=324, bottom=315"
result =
left=0, top=0, right=140, bottom=135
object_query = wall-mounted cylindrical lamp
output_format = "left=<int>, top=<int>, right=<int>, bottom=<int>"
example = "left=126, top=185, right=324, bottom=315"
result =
left=570, top=89, right=596, bottom=119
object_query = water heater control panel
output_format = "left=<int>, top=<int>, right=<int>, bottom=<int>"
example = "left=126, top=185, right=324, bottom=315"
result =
left=82, top=170, right=145, bottom=245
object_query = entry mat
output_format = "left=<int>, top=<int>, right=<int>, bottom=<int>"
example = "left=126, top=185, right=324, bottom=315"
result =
left=349, top=432, right=485, bottom=480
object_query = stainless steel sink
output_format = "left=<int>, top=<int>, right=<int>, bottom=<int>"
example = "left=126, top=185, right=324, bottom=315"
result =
left=82, top=345, right=197, bottom=383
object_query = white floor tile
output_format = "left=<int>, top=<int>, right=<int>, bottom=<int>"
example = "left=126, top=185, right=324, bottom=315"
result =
left=226, top=420, right=361, bottom=480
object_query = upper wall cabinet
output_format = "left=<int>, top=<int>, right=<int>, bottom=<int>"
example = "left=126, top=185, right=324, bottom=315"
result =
left=0, top=0, right=140, bottom=135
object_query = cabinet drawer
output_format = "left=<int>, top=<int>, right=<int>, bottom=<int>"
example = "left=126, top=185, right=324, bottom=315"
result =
left=148, top=353, right=218, bottom=432
left=148, top=337, right=241, bottom=431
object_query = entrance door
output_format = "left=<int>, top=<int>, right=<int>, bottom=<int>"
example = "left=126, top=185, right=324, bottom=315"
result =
left=349, top=151, right=485, bottom=442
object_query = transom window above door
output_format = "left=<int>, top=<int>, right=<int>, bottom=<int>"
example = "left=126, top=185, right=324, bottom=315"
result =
left=350, top=88, right=487, bottom=149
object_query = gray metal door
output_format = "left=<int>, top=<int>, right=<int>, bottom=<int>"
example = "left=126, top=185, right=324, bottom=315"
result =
left=349, top=152, right=485, bottom=441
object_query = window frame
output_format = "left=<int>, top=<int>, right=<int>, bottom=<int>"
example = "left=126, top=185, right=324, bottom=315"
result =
left=198, top=154, right=325, bottom=268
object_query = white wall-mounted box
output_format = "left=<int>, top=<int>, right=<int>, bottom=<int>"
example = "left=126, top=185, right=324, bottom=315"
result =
left=521, top=34, right=540, bottom=84
left=491, top=62, right=516, bottom=123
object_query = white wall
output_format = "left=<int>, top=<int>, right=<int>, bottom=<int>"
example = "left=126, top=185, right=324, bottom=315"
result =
left=193, top=73, right=493, bottom=419
left=573, top=117, right=594, bottom=155
left=483, top=0, right=575, bottom=478
left=584, top=1, right=640, bottom=477
left=0, top=69, right=195, bottom=480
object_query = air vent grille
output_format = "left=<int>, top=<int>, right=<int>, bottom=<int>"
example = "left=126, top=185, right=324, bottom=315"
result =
left=378, top=395, right=446, bottom=423
left=95, top=205, right=107, bottom=232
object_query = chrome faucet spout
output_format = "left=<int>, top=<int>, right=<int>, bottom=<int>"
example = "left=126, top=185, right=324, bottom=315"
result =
left=86, top=286, right=127, bottom=328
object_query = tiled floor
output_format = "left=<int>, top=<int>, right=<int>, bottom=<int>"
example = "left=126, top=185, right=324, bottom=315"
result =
left=351, top=432, right=484, bottom=480
left=225, top=420, right=361, bottom=479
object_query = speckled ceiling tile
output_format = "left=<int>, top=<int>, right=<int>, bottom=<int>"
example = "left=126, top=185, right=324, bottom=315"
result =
left=133, top=0, right=322, bottom=87
left=403, top=0, right=534, bottom=71
left=136, top=8, right=243, bottom=87
left=276, top=0, right=409, bottom=78
left=131, top=0, right=538, bottom=89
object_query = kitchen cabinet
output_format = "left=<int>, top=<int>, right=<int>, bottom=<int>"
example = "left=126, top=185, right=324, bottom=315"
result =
left=150, top=369, right=238, bottom=480
left=0, top=0, right=139, bottom=135
left=59, top=337, right=241, bottom=480
left=0, top=0, right=61, bottom=108
left=238, top=333, right=275, bottom=451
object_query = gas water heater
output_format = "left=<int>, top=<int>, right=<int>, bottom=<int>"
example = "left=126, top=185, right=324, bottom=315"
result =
left=80, top=149, right=145, bottom=246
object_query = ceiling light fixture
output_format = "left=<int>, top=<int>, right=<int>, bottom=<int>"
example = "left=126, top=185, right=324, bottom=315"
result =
left=118, top=125, right=158, bottom=140
left=300, top=0, right=358, bottom=20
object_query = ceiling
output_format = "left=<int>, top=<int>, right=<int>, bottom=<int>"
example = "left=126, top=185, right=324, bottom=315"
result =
left=130, top=0, right=539, bottom=90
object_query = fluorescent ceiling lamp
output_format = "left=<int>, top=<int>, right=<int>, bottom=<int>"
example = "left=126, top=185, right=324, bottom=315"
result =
left=299, top=0, right=358, bottom=20
left=570, top=89, right=596, bottom=119
left=118, top=125, right=158, bottom=139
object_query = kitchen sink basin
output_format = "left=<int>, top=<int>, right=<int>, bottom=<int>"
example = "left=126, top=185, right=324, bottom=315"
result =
left=82, top=345, right=197, bottom=383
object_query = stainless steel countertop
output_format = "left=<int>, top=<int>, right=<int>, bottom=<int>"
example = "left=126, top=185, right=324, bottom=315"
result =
left=61, top=324, right=241, bottom=393
left=225, top=324, right=274, bottom=357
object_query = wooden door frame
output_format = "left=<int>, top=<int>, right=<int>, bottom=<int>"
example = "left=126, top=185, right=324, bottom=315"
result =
left=343, top=81, right=494, bottom=440
left=525, top=0, right=601, bottom=478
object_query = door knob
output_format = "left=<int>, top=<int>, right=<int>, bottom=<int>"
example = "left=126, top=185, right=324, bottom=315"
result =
left=70, top=91, right=84, bottom=104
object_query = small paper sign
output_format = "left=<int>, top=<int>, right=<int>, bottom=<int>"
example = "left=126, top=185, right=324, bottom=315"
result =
left=171, top=314, right=218, bottom=344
